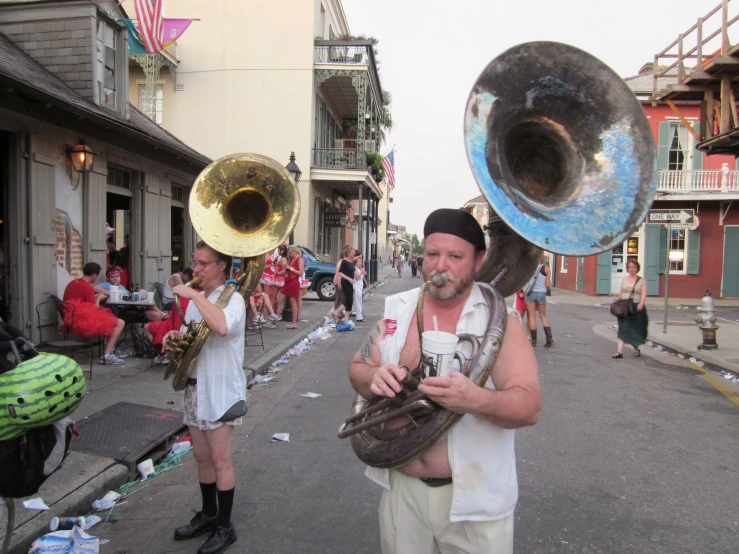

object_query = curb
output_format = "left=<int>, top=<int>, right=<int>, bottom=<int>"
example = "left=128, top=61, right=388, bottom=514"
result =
left=244, top=321, right=322, bottom=380
left=5, top=463, right=128, bottom=554
left=594, top=322, right=734, bottom=376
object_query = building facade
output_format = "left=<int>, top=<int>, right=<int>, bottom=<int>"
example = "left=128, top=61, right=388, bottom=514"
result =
left=553, top=68, right=739, bottom=299
left=125, top=0, right=388, bottom=276
left=0, top=0, right=209, bottom=339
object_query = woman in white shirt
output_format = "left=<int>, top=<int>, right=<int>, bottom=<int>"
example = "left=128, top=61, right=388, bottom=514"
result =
left=353, top=255, right=367, bottom=322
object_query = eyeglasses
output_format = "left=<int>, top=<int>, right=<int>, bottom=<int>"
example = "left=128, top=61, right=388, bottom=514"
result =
left=193, top=259, right=218, bottom=269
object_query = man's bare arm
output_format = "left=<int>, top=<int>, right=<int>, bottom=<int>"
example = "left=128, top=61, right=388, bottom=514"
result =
left=348, top=320, right=406, bottom=400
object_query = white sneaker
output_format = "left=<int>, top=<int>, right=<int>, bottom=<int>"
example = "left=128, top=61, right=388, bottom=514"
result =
left=102, top=353, right=124, bottom=365
left=257, top=315, right=267, bottom=324
left=298, top=314, right=303, bottom=321
left=262, top=322, right=277, bottom=329
left=113, top=348, right=130, bottom=359
left=268, top=314, right=281, bottom=322
left=153, top=355, right=169, bottom=365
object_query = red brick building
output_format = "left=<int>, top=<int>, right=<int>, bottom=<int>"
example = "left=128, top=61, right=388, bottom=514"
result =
left=553, top=66, right=739, bottom=299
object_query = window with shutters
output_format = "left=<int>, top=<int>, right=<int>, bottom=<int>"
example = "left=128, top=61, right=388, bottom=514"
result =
left=561, top=256, right=568, bottom=273
left=96, top=20, right=117, bottom=110
left=666, top=121, right=698, bottom=170
left=107, top=166, right=131, bottom=190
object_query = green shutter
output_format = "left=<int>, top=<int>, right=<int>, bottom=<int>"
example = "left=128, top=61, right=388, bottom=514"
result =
left=658, top=121, right=671, bottom=170
left=722, top=227, right=739, bottom=297
left=687, top=228, right=701, bottom=274
left=658, top=226, right=667, bottom=274
left=645, top=224, right=661, bottom=296
left=596, top=251, right=611, bottom=294
left=691, top=122, right=703, bottom=170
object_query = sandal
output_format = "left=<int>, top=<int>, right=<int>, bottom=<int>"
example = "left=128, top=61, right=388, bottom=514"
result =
left=286, top=325, right=298, bottom=329
left=634, top=349, right=641, bottom=357
left=611, top=353, right=623, bottom=359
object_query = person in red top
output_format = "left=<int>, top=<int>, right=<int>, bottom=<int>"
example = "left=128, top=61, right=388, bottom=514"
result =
left=63, top=262, right=126, bottom=365
left=275, top=245, right=304, bottom=329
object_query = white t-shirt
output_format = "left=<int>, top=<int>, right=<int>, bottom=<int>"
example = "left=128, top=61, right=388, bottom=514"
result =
left=182, top=284, right=246, bottom=421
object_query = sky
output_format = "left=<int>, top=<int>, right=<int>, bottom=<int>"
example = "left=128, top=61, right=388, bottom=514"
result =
left=342, top=0, right=724, bottom=237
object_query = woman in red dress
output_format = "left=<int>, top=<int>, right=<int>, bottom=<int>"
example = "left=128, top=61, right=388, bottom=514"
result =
left=275, top=246, right=304, bottom=329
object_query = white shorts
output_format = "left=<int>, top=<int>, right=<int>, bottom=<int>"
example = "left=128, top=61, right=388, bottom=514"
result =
left=379, top=470, right=514, bottom=554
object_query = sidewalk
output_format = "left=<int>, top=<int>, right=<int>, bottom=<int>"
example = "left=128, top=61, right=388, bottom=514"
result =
left=549, top=288, right=739, bottom=374
left=0, top=270, right=395, bottom=553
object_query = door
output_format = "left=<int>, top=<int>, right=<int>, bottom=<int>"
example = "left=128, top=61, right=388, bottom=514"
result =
left=610, top=243, right=625, bottom=295
left=576, top=257, right=584, bottom=293
left=596, top=251, right=611, bottom=294
left=722, top=226, right=739, bottom=297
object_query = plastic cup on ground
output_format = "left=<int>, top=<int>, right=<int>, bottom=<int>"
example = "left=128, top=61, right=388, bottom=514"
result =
left=136, top=459, right=155, bottom=479
left=421, top=331, right=459, bottom=379
left=50, top=516, right=85, bottom=531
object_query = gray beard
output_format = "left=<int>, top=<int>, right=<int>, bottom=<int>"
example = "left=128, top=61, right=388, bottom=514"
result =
left=425, top=269, right=473, bottom=301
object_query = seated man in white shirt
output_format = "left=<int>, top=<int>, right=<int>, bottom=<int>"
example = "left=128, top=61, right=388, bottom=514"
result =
left=161, top=267, right=194, bottom=309
left=348, top=209, right=542, bottom=554
left=163, top=242, right=245, bottom=554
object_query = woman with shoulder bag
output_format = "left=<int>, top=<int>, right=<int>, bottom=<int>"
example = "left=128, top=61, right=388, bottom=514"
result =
left=524, top=254, right=553, bottom=347
left=612, top=259, right=649, bottom=359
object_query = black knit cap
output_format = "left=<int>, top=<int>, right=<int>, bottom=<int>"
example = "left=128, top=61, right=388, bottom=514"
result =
left=423, top=209, right=486, bottom=252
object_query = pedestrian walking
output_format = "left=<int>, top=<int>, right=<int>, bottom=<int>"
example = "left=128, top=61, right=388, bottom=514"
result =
left=331, top=245, right=356, bottom=321
left=524, top=254, right=553, bottom=347
left=348, top=208, right=541, bottom=553
left=396, top=256, right=403, bottom=277
left=164, top=241, right=246, bottom=554
left=353, top=255, right=366, bottom=322
left=410, top=255, right=418, bottom=278
left=612, top=259, right=648, bottom=358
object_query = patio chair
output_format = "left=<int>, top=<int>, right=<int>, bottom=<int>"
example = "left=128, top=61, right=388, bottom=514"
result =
left=154, top=282, right=174, bottom=311
left=35, top=298, right=102, bottom=380
left=245, top=300, right=265, bottom=350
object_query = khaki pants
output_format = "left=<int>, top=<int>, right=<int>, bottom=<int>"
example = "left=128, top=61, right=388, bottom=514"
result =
left=379, top=471, right=514, bottom=554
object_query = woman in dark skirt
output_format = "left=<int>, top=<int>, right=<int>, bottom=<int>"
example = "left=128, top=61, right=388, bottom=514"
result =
left=612, top=259, right=649, bottom=358
left=331, top=245, right=356, bottom=321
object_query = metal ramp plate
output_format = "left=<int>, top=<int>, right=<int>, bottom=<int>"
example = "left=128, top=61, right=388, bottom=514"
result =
left=71, top=401, right=185, bottom=475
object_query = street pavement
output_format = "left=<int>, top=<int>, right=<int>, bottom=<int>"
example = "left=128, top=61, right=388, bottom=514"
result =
left=2, top=270, right=738, bottom=553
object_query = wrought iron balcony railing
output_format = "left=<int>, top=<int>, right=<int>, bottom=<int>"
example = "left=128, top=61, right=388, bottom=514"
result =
left=313, top=148, right=366, bottom=170
left=657, top=167, right=739, bottom=193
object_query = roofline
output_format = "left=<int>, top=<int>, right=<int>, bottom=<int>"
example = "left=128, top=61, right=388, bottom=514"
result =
left=0, top=72, right=210, bottom=170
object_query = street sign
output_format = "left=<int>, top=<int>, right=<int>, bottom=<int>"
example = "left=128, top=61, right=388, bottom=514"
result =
left=648, top=209, right=695, bottom=225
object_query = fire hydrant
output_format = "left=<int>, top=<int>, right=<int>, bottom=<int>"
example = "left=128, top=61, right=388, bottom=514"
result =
left=695, top=290, right=719, bottom=350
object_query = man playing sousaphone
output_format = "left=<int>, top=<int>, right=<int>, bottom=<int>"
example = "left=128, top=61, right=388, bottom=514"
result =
left=348, top=209, right=542, bottom=553
left=163, top=241, right=246, bottom=554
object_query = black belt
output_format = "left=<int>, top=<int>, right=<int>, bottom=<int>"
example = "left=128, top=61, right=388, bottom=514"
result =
left=186, top=378, right=197, bottom=386
left=419, top=477, right=453, bottom=487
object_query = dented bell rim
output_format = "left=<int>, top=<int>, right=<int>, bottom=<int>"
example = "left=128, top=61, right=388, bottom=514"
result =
left=464, top=41, right=657, bottom=257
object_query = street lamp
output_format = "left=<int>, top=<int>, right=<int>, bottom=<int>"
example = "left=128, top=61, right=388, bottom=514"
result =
left=69, top=139, right=95, bottom=173
left=285, top=152, right=302, bottom=184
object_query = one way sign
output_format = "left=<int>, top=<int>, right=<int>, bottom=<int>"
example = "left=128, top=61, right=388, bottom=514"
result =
left=648, top=209, right=695, bottom=224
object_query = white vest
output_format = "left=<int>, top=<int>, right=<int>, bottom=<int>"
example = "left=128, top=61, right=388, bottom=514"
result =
left=365, top=283, right=519, bottom=522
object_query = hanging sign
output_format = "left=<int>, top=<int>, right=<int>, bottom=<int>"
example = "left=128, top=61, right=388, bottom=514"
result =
left=627, top=237, right=639, bottom=254
left=324, top=208, right=348, bottom=228
left=648, top=209, right=694, bottom=224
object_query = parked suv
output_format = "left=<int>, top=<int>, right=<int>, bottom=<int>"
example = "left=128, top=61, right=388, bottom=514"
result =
left=231, top=246, right=338, bottom=301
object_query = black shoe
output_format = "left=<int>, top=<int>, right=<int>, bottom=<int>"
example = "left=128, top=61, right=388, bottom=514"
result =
left=174, top=511, right=217, bottom=541
left=198, top=525, right=237, bottom=554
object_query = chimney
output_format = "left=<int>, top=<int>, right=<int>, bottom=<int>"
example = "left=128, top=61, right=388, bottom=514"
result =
left=638, top=62, right=654, bottom=75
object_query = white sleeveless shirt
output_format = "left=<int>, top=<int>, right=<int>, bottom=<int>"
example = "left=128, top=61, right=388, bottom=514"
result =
left=365, top=283, right=519, bottom=522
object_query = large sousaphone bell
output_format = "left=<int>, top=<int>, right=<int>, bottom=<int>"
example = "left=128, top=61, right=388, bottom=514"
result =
left=338, top=42, right=657, bottom=468
left=164, top=153, right=300, bottom=390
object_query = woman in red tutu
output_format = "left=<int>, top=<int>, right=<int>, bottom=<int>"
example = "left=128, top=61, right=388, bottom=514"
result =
left=62, top=262, right=126, bottom=364
left=145, top=298, right=190, bottom=364
left=275, top=246, right=304, bottom=329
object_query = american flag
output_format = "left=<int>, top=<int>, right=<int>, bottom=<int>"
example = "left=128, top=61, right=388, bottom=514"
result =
left=382, top=151, right=396, bottom=189
left=134, top=0, right=163, bottom=53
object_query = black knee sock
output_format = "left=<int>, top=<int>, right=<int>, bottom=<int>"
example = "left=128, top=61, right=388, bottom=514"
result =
left=200, top=482, right=218, bottom=518
left=216, top=487, right=235, bottom=528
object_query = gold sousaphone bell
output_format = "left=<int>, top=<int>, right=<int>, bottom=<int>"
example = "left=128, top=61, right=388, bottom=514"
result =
left=164, top=153, right=301, bottom=390
left=338, top=42, right=657, bottom=468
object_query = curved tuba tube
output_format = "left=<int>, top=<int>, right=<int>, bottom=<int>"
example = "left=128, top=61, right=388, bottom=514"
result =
left=164, top=153, right=300, bottom=391
left=338, top=42, right=657, bottom=468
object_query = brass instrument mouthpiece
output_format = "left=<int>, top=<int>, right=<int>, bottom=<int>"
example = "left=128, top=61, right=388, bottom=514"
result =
left=430, top=273, right=448, bottom=287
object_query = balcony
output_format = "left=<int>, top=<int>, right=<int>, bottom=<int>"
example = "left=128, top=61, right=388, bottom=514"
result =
left=656, top=166, right=739, bottom=199
left=313, top=148, right=364, bottom=170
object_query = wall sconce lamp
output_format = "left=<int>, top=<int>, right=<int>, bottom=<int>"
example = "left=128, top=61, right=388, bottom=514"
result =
left=285, top=152, right=302, bottom=184
left=69, top=139, right=95, bottom=173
